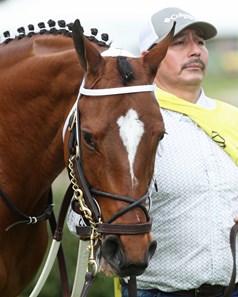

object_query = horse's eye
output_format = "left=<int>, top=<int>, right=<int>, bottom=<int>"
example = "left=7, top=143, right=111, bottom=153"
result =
left=159, top=131, right=167, bottom=141
left=82, top=131, right=97, bottom=149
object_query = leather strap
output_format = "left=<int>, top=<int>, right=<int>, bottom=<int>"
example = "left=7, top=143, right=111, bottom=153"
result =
left=53, top=185, right=74, bottom=241
left=128, top=276, right=137, bottom=297
left=80, top=272, right=96, bottom=297
left=224, top=222, right=238, bottom=297
left=76, top=225, right=93, bottom=238
left=49, top=208, right=70, bottom=297
left=163, top=285, right=228, bottom=296
left=50, top=184, right=74, bottom=297
left=97, top=221, right=152, bottom=234
left=72, top=156, right=101, bottom=222
left=0, top=187, right=53, bottom=231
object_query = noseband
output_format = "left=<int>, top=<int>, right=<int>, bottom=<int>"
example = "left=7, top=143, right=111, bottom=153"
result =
left=65, top=83, right=156, bottom=239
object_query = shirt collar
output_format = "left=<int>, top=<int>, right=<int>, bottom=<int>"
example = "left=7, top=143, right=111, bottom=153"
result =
left=196, top=89, right=217, bottom=109
left=159, top=88, right=217, bottom=122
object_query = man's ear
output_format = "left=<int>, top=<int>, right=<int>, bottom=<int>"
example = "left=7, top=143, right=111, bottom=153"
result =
left=141, top=50, right=149, bottom=57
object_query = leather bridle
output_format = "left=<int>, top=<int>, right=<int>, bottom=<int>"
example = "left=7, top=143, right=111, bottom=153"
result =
left=66, top=83, right=156, bottom=239
left=63, top=83, right=157, bottom=297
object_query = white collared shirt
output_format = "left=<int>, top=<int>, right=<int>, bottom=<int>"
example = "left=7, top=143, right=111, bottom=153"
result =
left=137, top=92, right=238, bottom=291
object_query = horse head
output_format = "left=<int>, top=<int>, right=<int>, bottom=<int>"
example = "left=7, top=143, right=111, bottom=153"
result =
left=64, top=19, right=175, bottom=277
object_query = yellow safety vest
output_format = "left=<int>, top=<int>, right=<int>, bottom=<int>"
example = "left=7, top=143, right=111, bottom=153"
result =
left=155, top=88, right=238, bottom=166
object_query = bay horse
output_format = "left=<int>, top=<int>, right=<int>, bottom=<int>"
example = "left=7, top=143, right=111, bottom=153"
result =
left=0, top=18, right=174, bottom=297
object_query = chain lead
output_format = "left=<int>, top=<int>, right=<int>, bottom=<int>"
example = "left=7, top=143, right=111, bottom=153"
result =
left=68, top=155, right=101, bottom=275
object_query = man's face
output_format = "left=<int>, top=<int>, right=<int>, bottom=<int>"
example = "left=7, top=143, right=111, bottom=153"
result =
left=156, top=28, right=209, bottom=88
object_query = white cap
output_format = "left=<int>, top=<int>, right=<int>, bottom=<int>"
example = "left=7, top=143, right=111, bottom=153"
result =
left=139, top=7, right=217, bottom=52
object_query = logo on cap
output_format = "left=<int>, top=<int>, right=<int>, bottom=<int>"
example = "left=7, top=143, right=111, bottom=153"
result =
left=164, top=12, right=195, bottom=23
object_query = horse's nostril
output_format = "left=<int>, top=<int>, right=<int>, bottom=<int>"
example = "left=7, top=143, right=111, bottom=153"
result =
left=101, top=235, right=120, bottom=260
left=100, top=236, right=157, bottom=277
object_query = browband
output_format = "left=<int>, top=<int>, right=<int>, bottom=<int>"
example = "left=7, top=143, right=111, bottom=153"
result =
left=79, top=84, right=156, bottom=96
left=62, top=83, right=156, bottom=140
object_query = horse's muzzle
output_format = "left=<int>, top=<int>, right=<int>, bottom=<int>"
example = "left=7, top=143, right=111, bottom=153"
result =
left=100, top=234, right=157, bottom=277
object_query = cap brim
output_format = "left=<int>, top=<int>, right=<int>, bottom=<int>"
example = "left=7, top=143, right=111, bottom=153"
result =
left=174, top=21, right=217, bottom=40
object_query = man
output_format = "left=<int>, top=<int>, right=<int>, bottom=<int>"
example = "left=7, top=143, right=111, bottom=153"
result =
left=121, top=7, right=238, bottom=297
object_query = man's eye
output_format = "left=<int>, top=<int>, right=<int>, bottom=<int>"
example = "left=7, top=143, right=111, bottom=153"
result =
left=172, top=40, right=184, bottom=46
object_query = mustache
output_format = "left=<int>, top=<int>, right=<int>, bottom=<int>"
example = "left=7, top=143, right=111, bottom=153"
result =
left=181, top=58, right=205, bottom=70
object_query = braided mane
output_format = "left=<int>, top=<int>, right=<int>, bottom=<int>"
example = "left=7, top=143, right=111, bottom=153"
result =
left=0, top=19, right=110, bottom=48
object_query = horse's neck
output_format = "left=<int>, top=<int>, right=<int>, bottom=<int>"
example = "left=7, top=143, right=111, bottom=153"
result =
left=0, top=35, right=82, bottom=198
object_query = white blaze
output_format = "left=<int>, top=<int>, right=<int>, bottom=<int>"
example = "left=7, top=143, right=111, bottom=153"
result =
left=117, top=108, right=144, bottom=185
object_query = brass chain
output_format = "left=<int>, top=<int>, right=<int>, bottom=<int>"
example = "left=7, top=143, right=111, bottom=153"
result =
left=68, top=154, right=101, bottom=275
left=68, top=155, right=101, bottom=237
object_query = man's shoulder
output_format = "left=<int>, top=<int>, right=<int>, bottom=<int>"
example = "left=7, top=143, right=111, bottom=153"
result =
left=215, top=99, right=238, bottom=112
left=215, top=99, right=238, bottom=125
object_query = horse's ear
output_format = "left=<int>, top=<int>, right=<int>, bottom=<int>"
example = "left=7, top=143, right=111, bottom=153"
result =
left=72, top=19, right=104, bottom=73
left=72, top=19, right=87, bottom=70
left=142, top=22, right=176, bottom=76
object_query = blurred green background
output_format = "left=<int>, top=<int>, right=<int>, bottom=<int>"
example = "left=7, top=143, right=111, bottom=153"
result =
left=20, top=38, right=238, bottom=297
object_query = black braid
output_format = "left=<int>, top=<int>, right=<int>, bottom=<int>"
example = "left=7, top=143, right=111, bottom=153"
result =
left=0, top=19, right=110, bottom=47
left=27, top=24, right=35, bottom=37
left=38, top=22, right=47, bottom=34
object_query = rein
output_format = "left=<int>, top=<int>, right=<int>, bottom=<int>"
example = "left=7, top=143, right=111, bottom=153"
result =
left=0, top=187, right=54, bottom=231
